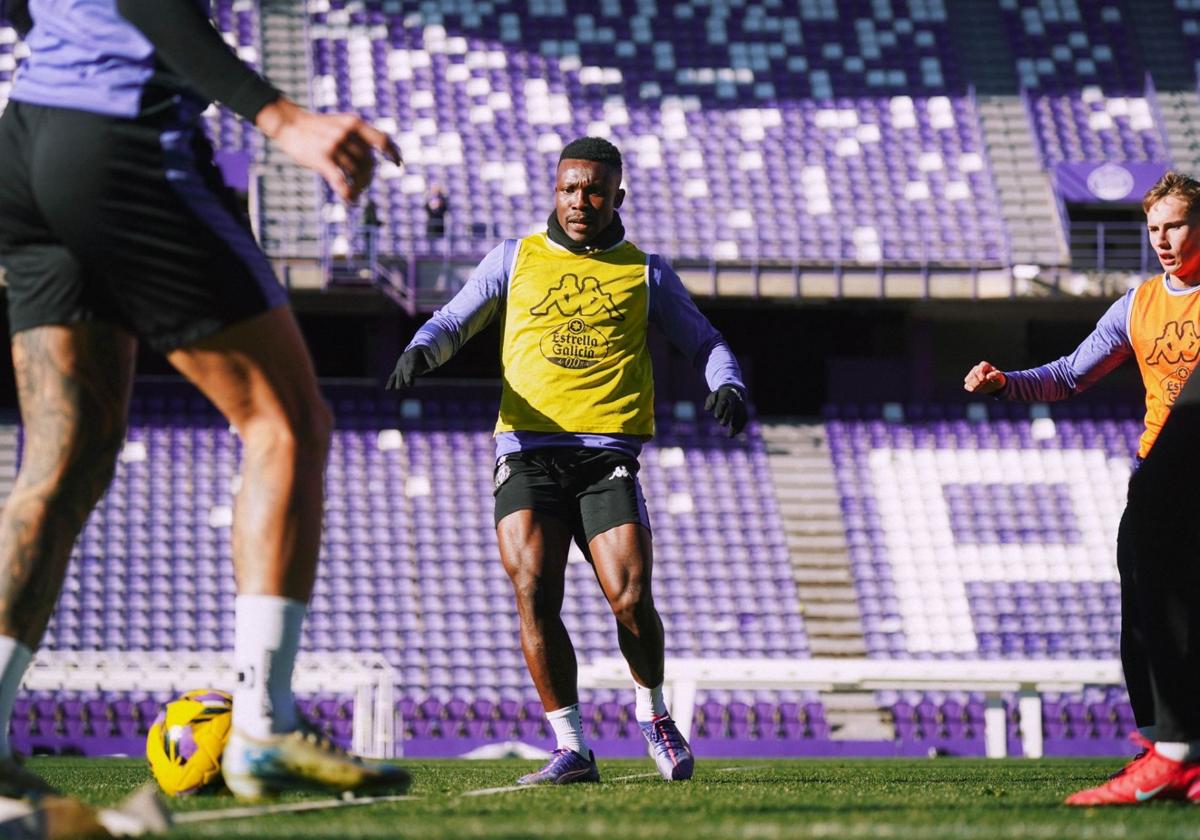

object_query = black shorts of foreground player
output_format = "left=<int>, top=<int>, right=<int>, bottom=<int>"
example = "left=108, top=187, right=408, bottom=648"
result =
left=0, top=0, right=408, bottom=802
left=388, top=136, right=748, bottom=785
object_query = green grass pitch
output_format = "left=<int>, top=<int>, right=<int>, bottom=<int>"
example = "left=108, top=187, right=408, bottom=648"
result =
left=28, top=755, right=1200, bottom=839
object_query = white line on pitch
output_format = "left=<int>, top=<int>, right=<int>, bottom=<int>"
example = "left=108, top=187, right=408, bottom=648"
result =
left=610, top=765, right=752, bottom=782
left=172, top=794, right=418, bottom=824
left=459, top=784, right=535, bottom=798
left=609, top=771, right=661, bottom=781
left=769, top=822, right=1131, bottom=840
left=716, top=765, right=768, bottom=773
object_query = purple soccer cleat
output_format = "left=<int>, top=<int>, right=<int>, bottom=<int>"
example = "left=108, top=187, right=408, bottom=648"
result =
left=640, top=716, right=694, bottom=781
left=516, top=748, right=600, bottom=785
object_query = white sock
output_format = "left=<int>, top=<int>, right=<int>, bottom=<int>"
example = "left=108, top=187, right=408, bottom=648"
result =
left=1156, top=741, right=1189, bottom=762
left=232, top=595, right=306, bottom=739
left=634, top=682, right=668, bottom=723
left=546, top=704, right=588, bottom=756
left=0, top=637, right=32, bottom=761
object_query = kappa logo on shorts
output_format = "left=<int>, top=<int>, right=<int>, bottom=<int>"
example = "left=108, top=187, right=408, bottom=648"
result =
left=495, top=462, right=512, bottom=488
left=607, top=466, right=631, bottom=480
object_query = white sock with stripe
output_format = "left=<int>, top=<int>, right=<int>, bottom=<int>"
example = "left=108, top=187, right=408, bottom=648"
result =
left=634, top=682, right=668, bottom=723
left=0, top=637, right=32, bottom=761
left=232, top=595, right=305, bottom=739
left=546, top=704, right=588, bottom=756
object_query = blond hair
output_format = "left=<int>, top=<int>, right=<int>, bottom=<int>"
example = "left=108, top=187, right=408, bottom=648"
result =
left=1143, top=170, right=1200, bottom=216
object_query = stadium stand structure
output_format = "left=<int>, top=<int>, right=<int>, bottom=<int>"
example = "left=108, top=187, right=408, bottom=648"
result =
left=994, top=0, right=1164, bottom=165
left=1152, top=0, right=1200, bottom=176
left=206, top=0, right=264, bottom=154
left=3, top=1, right=1189, bottom=294
left=0, top=0, right=1168, bottom=761
left=11, top=386, right=831, bottom=759
left=5, top=387, right=1138, bottom=759
left=823, top=401, right=1137, bottom=756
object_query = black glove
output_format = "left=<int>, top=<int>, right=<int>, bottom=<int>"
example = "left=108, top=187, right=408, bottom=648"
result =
left=704, top=385, right=748, bottom=437
left=385, top=347, right=435, bottom=390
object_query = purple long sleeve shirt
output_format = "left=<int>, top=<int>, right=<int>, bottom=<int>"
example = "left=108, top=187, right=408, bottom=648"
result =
left=406, top=236, right=746, bottom=457
left=999, top=289, right=1138, bottom=402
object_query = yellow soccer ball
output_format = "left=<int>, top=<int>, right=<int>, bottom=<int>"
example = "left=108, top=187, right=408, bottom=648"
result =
left=145, top=688, right=233, bottom=796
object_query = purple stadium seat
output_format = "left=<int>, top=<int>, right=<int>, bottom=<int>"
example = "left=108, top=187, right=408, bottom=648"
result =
left=892, top=702, right=917, bottom=741
left=10, top=698, right=32, bottom=739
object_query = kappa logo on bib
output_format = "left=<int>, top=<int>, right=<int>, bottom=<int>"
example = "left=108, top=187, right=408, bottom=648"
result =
left=530, top=273, right=624, bottom=321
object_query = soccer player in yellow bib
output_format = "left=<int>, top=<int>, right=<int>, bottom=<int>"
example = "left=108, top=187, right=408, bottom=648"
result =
left=387, top=137, right=748, bottom=784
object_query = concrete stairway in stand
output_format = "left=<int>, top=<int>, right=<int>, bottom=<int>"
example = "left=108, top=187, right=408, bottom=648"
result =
left=256, top=0, right=323, bottom=259
left=760, top=420, right=891, bottom=740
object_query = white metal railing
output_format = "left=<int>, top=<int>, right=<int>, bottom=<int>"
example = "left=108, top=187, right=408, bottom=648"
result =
left=578, top=657, right=1125, bottom=759
left=23, top=651, right=397, bottom=759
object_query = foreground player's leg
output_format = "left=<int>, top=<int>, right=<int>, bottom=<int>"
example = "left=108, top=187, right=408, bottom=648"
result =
left=0, top=783, right=170, bottom=840
left=591, top=524, right=693, bottom=782
left=498, top=510, right=599, bottom=785
left=167, top=307, right=409, bottom=800
left=0, top=324, right=136, bottom=798
left=1116, top=505, right=1156, bottom=743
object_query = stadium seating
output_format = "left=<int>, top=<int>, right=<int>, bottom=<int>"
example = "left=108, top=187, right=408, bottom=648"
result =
left=305, top=0, right=1009, bottom=263
left=204, top=0, right=264, bottom=155
left=9, top=390, right=1143, bottom=759
left=15, top=387, right=818, bottom=757
left=2, top=1, right=1184, bottom=271
left=825, top=402, right=1138, bottom=751
left=826, top=403, right=1133, bottom=659
left=994, top=0, right=1166, bottom=164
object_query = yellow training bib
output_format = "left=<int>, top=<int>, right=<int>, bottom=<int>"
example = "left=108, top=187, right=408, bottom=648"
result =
left=496, top=233, right=655, bottom=436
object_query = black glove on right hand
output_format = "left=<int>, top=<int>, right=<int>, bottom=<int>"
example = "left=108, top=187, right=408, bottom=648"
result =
left=385, top=347, right=435, bottom=390
left=704, top=385, right=748, bottom=437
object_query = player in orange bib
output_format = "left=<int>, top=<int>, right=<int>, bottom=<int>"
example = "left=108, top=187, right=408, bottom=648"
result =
left=964, top=171, right=1200, bottom=804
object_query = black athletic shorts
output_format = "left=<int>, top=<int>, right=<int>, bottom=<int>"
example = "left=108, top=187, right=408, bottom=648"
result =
left=0, top=99, right=287, bottom=352
left=493, top=447, right=652, bottom=550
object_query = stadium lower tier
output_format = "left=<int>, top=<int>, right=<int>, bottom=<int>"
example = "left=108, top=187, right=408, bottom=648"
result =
left=10, top=687, right=1135, bottom=760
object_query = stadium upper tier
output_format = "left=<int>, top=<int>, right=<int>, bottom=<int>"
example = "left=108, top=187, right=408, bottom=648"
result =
left=997, top=0, right=1166, bottom=165
left=0, top=1, right=1192, bottom=275
left=309, top=0, right=1009, bottom=263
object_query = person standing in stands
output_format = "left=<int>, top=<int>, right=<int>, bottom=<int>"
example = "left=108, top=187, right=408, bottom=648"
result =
left=425, top=183, right=448, bottom=239
left=387, top=137, right=748, bottom=785
left=0, top=0, right=409, bottom=801
left=964, top=171, right=1200, bottom=804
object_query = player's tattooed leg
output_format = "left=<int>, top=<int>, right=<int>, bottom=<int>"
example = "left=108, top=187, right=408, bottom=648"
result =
left=0, top=324, right=135, bottom=646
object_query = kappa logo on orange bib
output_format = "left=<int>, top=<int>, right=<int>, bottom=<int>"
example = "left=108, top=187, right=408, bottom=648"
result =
left=1145, top=320, right=1200, bottom=366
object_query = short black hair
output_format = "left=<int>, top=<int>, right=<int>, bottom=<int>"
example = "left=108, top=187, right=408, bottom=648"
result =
left=559, top=137, right=623, bottom=173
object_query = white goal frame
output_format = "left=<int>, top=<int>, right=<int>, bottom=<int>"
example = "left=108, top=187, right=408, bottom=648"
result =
left=579, top=657, right=1126, bottom=758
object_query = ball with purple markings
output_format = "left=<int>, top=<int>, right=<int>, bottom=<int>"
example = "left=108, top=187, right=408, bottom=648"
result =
left=145, top=688, right=233, bottom=796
